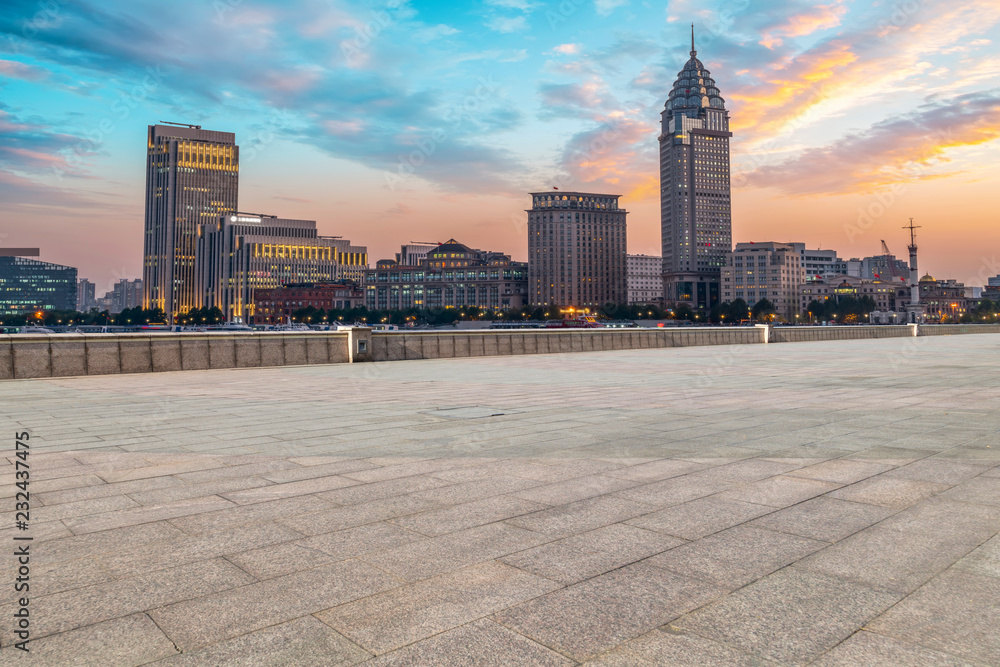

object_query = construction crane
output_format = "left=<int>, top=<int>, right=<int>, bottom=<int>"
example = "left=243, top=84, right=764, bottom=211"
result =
left=879, top=239, right=906, bottom=282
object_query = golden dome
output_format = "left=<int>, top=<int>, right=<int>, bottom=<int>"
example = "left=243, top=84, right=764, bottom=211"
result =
left=919, top=273, right=935, bottom=282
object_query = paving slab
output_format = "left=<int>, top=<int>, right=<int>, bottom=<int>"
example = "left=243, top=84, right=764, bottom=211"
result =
left=810, top=630, right=979, bottom=667
left=866, top=569, right=1000, bottom=665
left=366, top=618, right=573, bottom=666
left=674, top=567, right=900, bottom=665
left=149, top=615, right=371, bottom=666
left=3, top=335, right=999, bottom=664
left=317, top=561, right=559, bottom=654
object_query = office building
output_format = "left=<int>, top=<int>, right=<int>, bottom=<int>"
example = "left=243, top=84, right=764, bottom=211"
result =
left=198, top=214, right=367, bottom=322
left=527, top=192, right=627, bottom=307
left=0, top=248, right=77, bottom=316
left=112, top=279, right=143, bottom=313
left=367, top=240, right=527, bottom=310
left=627, top=255, right=664, bottom=305
left=77, top=279, right=97, bottom=311
left=143, top=123, right=239, bottom=318
left=721, top=242, right=804, bottom=320
left=254, top=282, right=365, bottom=324
left=660, top=27, right=733, bottom=309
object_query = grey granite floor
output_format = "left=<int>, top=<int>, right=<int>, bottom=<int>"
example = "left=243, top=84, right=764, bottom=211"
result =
left=1, top=334, right=998, bottom=665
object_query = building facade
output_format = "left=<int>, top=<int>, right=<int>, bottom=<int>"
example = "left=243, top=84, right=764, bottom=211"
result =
left=197, top=214, right=367, bottom=322
left=916, top=275, right=972, bottom=321
left=721, top=242, right=804, bottom=320
left=527, top=192, right=627, bottom=307
left=860, top=253, right=910, bottom=281
left=112, top=279, right=143, bottom=313
left=396, top=243, right=438, bottom=266
left=788, top=244, right=856, bottom=280
left=77, top=279, right=96, bottom=311
left=367, top=240, right=527, bottom=310
left=799, top=275, right=906, bottom=317
left=143, top=124, right=239, bottom=318
left=0, top=249, right=77, bottom=316
left=660, top=28, right=732, bottom=310
left=627, top=255, right=664, bottom=305
left=253, top=282, right=365, bottom=324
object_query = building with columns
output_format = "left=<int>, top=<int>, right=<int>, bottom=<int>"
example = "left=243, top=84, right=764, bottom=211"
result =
left=660, top=27, right=733, bottom=310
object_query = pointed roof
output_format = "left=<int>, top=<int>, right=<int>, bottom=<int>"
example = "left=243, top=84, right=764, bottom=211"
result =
left=665, top=24, right=726, bottom=113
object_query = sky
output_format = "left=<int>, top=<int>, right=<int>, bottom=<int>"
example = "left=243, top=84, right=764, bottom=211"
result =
left=1, top=0, right=999, bottom=294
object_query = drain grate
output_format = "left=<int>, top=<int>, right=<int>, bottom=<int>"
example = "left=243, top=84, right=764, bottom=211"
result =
left=422, top=406, right=512, bottom=419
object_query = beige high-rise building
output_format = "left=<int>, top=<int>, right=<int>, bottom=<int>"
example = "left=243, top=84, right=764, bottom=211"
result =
left=721, top=242, right=804, bottom=320
left=527, top=192, right=627, bottom=307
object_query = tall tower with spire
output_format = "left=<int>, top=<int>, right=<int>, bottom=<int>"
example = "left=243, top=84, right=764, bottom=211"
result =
left=659, top=26, right=732, bottom=310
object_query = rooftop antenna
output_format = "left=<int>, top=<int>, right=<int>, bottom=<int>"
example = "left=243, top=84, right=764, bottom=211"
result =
left=690, top=23, right=696, bottom=56
left=159, top=121, right=202, bottom=129
left=904, top=217, right=921, bottom=250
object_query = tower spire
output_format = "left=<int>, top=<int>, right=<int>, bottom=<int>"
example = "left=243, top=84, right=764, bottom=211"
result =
left=691, top=23, right=696, bottom=56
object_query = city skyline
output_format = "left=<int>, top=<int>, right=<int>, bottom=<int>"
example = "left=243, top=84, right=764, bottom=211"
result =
left=2, top=0, right=1000, bottom=288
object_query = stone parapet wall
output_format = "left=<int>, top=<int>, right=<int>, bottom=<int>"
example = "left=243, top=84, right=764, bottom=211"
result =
left=2, top=324, right=999, bottom=379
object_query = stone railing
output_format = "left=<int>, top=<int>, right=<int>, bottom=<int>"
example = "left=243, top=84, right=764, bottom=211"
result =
left=2, top=323, right=998, bottom=379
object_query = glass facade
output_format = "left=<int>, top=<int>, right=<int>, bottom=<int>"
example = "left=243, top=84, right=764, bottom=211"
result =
left=0, top=257, right=77, bottom=316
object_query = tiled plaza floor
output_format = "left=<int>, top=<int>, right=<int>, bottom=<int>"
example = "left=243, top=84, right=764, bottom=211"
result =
left=1, top=334, right=999, bottom=665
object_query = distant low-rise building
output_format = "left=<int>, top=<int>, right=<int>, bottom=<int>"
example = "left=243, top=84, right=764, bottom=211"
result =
left=916, top=274, right=972, bottom=321
left=627, top=255, right=663, bottom=305
left=984, top=275, right=1000, bottom=301
left=253, top=282, right=365, bottom=324
left=0, top=249, right=77, bottom=317
left=367, top=240, right=527, bottom=310
left=798, top=275, right=906, bottom=318
left=721, top=242, right=804, bottom=320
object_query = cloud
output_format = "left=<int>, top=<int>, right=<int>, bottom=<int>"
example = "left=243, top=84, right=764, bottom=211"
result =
left=759, top=2, right=847, bottom=49
left=0, top=59, right=48, bottom=81
left=485, top=0, right=537, bottom=9
left=484, top=16, right=527, bottom=33
left=538, top=80, right=617, bottom=119
left=550, top=43, right=580, bottom=55
left=595, top=0, right=628, bottom=17
left=742, top=91, right=1000, bottom=196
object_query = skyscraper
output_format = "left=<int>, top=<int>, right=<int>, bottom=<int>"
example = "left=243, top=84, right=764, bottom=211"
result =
left=527, top=192, right=627, bottom=307
left=660, top=27, right=732, bottom=310
left=143, top=123, right=239, bottom=318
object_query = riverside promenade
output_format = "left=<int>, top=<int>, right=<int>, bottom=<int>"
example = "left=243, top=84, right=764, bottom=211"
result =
left=1, top=334, right=998, bottom=665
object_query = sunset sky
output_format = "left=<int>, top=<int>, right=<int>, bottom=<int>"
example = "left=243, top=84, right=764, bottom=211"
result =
left=2, top=0, right=999, bottom=293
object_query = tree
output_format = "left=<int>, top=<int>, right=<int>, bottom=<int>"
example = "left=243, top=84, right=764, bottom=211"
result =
left=751, top=298, right=776, bottom=322
left=725, top=298, right=748, bottom=323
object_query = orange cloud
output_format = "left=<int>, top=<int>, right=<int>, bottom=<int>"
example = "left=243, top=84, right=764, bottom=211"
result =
left=742, top=92, right=1000, bottom=196
left=760, top=2, right=847, bottom=49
